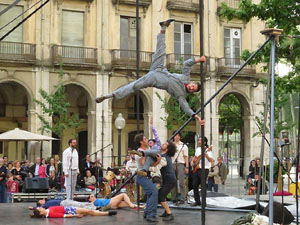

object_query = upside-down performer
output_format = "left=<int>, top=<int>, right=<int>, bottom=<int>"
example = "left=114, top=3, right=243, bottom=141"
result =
left=29, top=206, right=117, bottom=218
left=96, top=19, right=206, bottom=123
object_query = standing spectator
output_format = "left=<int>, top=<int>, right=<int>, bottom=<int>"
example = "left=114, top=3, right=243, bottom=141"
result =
left=122, top=155, right=130, bottom=167
left=46, top=158, right=56, bottom=177
left=0, top=158, right=7, bottom=203
left=191, top=136, right=213, bottom=206
left=217, top=157, right=228, bottom=192
left=11, top=161, right=26, bottom=192
left=93, top=160, right=104, bottom=183
left=22, top=160, right=31, bottom=178
left=126, top=154, right=138, bottom=175
left=63, top=138, right=79, bottom=200
left=38, top=158, right=47, bottom=178
left=171, top=133, right=189, bottom=204
left=3, top=156, right=8, bottom=167
left=29, top=157, right=41, bottom=177
left=48, top=170, right=60, bottom=191
left=207, top=159, right=220, bottom=192
left=84, top=169, right=96, bottom=190
left=81, top=154, right=94, bottom=175
left=54, top=154, right=63, bottom=177
left=6, top=174, right=18, bottom=202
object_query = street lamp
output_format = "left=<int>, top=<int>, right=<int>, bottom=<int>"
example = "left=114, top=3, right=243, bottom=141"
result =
left=115, top=113, right=126, bottom=166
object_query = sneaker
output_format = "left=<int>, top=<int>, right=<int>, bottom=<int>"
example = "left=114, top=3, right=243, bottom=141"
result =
left=137, top=170, right=148, bottom=176
left=163, top=214, right=174, bottom=221
left=159, top=19, right=175, bottom=27
left=95, top=96, right=106, bottom=103
left=191, top=202, right=201, bottom=206
left=159, top=211, right=168, bottom=217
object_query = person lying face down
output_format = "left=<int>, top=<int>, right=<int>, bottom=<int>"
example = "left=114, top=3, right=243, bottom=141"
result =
left=29, top=206, right=117, bottom=218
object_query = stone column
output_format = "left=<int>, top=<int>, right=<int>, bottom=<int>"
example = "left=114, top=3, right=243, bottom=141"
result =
left=87, top=110, right=96, bottom=156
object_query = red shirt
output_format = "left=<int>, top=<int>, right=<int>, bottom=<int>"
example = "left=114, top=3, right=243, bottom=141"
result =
left=46, top=206, right=66, bottom=218
left=6, top=180, right=18, bottom=193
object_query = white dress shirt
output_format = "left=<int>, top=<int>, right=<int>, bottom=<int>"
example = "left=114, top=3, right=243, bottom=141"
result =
left=63, top=147, right=79, bottom=175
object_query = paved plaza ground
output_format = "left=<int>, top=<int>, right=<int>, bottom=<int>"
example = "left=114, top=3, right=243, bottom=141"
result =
left=0, top=202, right=246, bottom=225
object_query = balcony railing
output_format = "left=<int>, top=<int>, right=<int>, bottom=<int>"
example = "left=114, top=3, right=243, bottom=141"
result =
left=0, top=41, right=36, bottom=63
left=52, top=45, right=97, bottom=67
left=166, top=0, right=199, bottom=12
left=216, top=57, right=256, bottom=76
left=111, top=0, right=152, bottom=7
left=111, top=49, right=153, bottom=70
left=166, top=53, right=208, bottom=73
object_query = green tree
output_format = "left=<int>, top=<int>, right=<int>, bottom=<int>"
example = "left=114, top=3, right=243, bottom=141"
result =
left=34, top=65, right=83, bottom=154
left=220, top=0, right=300, bottom=151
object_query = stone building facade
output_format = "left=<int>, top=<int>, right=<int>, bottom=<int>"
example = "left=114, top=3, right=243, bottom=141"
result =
left=0, top=0, right=267, bottom=174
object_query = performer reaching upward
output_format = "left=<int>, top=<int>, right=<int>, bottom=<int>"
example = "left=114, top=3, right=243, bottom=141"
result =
left=96, top=19, right=205, bottom=123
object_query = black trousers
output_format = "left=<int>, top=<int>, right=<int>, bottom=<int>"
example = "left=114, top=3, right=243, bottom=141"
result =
left=193, top=169, right=209, bottom=204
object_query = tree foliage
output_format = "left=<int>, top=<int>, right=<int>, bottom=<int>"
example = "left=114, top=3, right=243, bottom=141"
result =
left=219, top=94, right=243, bottom=133
left=220, top=0, right=300, bottom=141
left=34, top=65, right=83, bottom=139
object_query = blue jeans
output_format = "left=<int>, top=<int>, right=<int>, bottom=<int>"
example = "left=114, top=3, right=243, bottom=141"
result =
left=208, top=179, right=218, bottom=192
left=136, top=175, right=158, bottom=219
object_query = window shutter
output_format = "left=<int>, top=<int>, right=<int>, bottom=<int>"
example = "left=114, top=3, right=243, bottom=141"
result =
left=0, top=5, right=23, bottom=42
left=62, top=10, right=84, bottom=47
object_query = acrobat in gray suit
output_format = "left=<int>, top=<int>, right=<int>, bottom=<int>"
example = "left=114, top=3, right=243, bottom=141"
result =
left=96, top=19, right=206, bottom=120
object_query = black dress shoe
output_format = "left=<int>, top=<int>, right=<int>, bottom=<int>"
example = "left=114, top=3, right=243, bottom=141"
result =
left=191, top=202, right=201, bottom=206
left=159, top=18, right=175, bottom=27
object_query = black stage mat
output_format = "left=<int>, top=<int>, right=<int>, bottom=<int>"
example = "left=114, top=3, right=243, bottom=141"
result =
left=0, top=202, right=246, bottom=225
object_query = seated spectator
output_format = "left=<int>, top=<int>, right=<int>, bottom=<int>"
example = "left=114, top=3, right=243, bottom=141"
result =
left=84, top=170, right=96, bottom=190
left=248, top=159, right=256, bottom=180
left=6, top=162, right=13, bottom=177
left=48, top=171, right=60, bottom=191
left=38, top=158, right=47, bottom=178
left=11, top=160, right=26, bottom=191
left=46, top=158, right=56, bottom=177
left=6, top=174, right=18, bottom=202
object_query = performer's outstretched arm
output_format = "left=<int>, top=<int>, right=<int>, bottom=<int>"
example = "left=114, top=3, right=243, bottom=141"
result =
left=182, top=56, right=206, bottom=77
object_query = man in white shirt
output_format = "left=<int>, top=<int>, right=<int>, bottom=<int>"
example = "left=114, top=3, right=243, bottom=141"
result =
left=126, top=154, right=138, bottom=175
left=171, top=133, right=189, bottom=204
left=63, top=138, right=79, bottom=200
left=191, top=136, right=212, bottom=206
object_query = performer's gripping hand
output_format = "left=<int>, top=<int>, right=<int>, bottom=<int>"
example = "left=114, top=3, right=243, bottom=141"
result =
left=194, top=115, right=205, bottom=126
left=195, top=56, right=206, bottom=63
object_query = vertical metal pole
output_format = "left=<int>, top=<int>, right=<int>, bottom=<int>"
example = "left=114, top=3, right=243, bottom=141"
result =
left=136, top=0, right=140, bottom=134
left=255, top=57, right=271, bottom=211
left=136, top=0, right=140, bottom=208
left=199, top=0, right=206, bottom=224
left=296, top=84, right=300, bottom=225
left=118, top=129, right=122, bottom=166
left=269, top=36, right=276, bottom=225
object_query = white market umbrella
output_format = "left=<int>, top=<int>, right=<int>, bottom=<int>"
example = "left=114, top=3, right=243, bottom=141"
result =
left=0, top=128, right=58, bottom=159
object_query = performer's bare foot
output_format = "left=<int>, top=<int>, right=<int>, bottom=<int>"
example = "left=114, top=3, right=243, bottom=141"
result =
left=159, top=19, right=175, bottom=27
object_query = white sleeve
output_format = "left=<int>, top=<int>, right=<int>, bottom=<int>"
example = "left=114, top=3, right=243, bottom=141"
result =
left=183, top=145, right=189, bottom=157
left=62, top=150, right=69, bottom=175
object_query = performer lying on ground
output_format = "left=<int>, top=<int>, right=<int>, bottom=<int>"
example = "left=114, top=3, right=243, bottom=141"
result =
left=29, top=206, right=117, bottom=218
left=88, top=193, right=144, bottom=209
left=95, top=18, right=206, bottom=123
left=34, top=198, right=97, bottom=210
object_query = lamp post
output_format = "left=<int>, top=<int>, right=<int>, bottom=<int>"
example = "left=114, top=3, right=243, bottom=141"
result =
left=115, top=113, right=126, bottom=166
